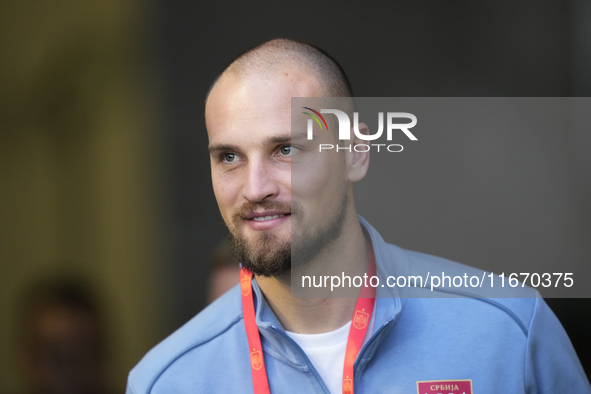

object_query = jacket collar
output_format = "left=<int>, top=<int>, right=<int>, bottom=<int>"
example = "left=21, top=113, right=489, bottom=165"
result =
left=250, top=216, right=408, bottom=368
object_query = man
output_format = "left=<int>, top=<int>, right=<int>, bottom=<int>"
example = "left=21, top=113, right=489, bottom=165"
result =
left=207, top=236, right=240, bottom=304
left=19, top=279, right=110, bottom=394
left=126, top=39, right=590, bottom=394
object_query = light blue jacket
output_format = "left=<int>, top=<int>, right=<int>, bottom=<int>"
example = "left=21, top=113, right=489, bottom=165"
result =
left=127, top=218, right=590, bottom=393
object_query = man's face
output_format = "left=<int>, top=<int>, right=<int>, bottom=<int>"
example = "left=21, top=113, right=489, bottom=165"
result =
left=205, top=67, right=350, bottom=277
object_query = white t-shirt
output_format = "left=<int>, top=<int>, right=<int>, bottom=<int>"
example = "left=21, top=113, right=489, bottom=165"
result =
left=286, top=321, right=351, bottom=394
left=285, top=304, right=376, bottom=394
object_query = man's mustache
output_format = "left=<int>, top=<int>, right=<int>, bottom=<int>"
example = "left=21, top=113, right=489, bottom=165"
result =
left=232, top=200, right=293, bottom=223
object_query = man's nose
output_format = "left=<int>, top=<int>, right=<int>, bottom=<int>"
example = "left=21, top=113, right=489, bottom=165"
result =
left=242, top=160, right=279, bottom=203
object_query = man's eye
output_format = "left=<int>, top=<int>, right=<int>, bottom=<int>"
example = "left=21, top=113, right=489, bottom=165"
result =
left=222, top=153, right=236, bottom=162
left=279, top=146, right=291, bottom=156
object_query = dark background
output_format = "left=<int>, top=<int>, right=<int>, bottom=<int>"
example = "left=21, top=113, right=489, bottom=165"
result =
left=156, top=0, right=591, bottom=376
left=157, top=0, right=591, bottom=325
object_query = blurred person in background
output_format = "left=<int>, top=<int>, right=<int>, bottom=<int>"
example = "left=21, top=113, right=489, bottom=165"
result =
left=17, top=279, right=110, bottom=394
left=207, top=236, right=241, bottom=304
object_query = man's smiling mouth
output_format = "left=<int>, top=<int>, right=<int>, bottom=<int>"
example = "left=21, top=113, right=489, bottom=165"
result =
left=251, top=214, right=289, bottom=222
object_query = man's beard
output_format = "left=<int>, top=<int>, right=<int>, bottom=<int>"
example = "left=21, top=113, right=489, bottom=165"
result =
left=229, top=193, right=349, bottom=278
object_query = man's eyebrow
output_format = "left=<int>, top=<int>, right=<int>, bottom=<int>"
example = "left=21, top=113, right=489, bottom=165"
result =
left=263, top=135, right=291, bottom=145
left=266, top=132, right=309, bottom=143
left=208, top=144, right=239, bottom=154
left=208, top=133, right=304, bottom=154
left=290, top=131, right=308, bottom=141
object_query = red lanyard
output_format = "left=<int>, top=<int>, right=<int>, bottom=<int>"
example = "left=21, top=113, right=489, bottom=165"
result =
left=240, top=250, right=377, bottom=394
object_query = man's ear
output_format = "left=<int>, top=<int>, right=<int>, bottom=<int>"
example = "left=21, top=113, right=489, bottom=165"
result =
left=347, top=122, right=370, bottom=182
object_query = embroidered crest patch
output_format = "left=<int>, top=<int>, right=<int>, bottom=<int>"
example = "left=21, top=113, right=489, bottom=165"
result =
left=250, top=350, right=262, bottom=370
left=343, top=378, right=353, bottom=394
left=417, top=380, right=472, bottom=394
left=241, top=276, right=251, bottom=296
left=352, top=310, right=369, bottom=329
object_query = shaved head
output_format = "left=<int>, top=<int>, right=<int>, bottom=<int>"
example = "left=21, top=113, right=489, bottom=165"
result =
left=204, top=39, right=362, bottom=278
left=207, top=38, right=353, bottom=102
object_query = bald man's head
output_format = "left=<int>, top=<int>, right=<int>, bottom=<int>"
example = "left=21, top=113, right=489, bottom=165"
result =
left=204, top=39, right=368, bottom=279
left=207, top=39, right=353, bottom=102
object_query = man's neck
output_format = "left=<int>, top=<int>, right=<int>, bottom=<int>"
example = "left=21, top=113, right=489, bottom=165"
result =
left=255, top=214, right=371, bottom=334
